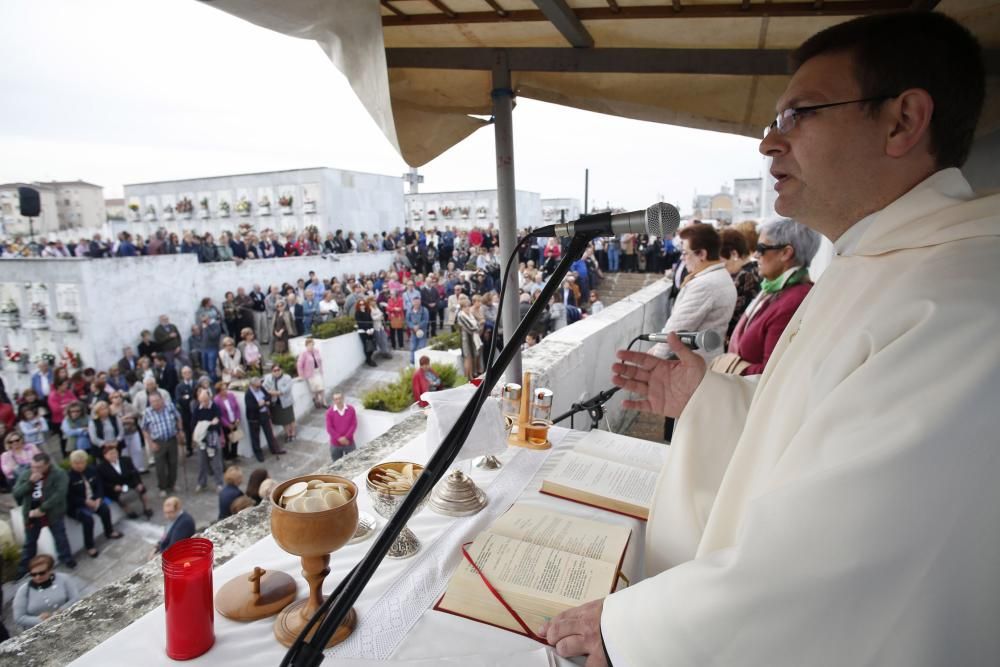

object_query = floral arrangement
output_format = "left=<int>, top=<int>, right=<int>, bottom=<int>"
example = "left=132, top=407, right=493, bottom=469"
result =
left=441, top=206, right=453, bottom=218
left=459, top=206, right=471, bottom=218
left=163, top=204, right=175, bottom=214
left=34, top=349, right=56, bottom=366
left=412, top=210, right=422, bottom=220
left=219, top=200, right=231, bottom=212
left=175, top=197, right=194, bottom=214
left=145, top=204, right=157, bottom=215
left=199, top=197, right=210, bottom=210
left=0, top=300, right=17, bottom=314
left=235, top=198, right=251, bottom=213
left=61, top=346, right=82, bottom=369
left=427, top=209, right=437, bottom=220
left=476, top=206, right=488, bottom=218
left=3, top=345, right=25, bottom=363
left=278, top=194, right=293, bottom=207
left=128, top=202, right=140, bottom=212
left=258, top=196, right=271, bottom=208
left=29, top=302, right=46, bottom=319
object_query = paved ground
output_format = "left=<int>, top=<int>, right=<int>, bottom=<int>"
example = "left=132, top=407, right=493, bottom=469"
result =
left=0, top=348, right=410, bottom=638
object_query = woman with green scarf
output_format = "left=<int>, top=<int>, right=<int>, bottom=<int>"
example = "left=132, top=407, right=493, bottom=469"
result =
left=714, top=218, right=821, bottom=376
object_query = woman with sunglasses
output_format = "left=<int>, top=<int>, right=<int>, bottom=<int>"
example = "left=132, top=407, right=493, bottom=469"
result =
left=1, top=431, right=41, bottom=486
left=13, top=554, right=80, bottom=629
left=714, top=219, right=821, bottom=376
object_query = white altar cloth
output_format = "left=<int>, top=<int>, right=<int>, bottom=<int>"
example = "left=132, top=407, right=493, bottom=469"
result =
left=71, top=427, right=650, bottom=666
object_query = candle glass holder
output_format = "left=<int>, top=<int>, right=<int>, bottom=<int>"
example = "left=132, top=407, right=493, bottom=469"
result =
left=162, top=537, right=215, bottom=660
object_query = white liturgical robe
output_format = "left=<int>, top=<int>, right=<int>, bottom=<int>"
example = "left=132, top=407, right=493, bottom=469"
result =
left=602, top=169, right=1000, bottom=666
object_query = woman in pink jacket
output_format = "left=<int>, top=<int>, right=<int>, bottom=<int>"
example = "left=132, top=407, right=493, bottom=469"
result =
left=296, top=338, right=325, bottom=409
left=213, top=382, right=242, bottom=461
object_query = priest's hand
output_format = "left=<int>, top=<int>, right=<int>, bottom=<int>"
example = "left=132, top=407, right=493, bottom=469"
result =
left=611, top=331, right=707, bottom=418
left=537, top=599, right=609, bottom=667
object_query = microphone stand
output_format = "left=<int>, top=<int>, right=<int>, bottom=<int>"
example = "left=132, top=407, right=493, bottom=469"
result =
left=284, top=232, right=597, bottom=666
left=551, top=386, right=620, bottom=430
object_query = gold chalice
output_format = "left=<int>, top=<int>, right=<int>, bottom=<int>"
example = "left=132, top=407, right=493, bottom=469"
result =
left=270, top=474, right=359, bottom=648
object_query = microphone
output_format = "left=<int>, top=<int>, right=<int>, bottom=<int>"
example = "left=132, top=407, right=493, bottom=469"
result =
left=532, top=202, right=680, bottom=238
left=638, top=330, right=723, bottom=355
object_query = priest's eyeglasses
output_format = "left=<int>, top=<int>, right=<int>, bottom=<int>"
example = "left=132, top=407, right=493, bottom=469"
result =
left=765, top=94, right=899, bottom=137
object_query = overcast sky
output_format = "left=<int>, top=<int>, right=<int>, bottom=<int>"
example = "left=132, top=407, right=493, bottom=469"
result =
left=0, top=0, right=768, bottom=213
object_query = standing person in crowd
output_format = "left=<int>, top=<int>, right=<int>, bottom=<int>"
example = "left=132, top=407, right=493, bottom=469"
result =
left=720, top=227, right=762, bottom=341
left=87, top=401, right=122, bottom=456
left=60, top=401, right=90, bottom=454
left=153, top=315, right=183, bottom=366
left=119, top=413, right=146, bottom=474
left=387, top=289, right=406, bottom=350
left=174, top=366, right=197, bottom=457
left=152, top=354, right=178, bottom=398
left=47, top=378, right=76, bottom=457
left=238, top=327, right=263, bottom=375
left=31, top=359, right=54, bottom=402
left=97, top=442, right=153, bottom=519
left=420, top=276, right=441, bottom=338
left=355, top=299, right=378, bottom=368
left=368, top=296, right=393, bottom=359
left=715, top=219, right=821, bottom=376
left=271, top=299, right=296, bottom=354
left=66, top=450, right=122, bottom=558
left=133, top=376, right=172, bottom=416
left=264, top=363, right=296, bottom=442
left=245, top=467, right=270, bottom=505
left=264, top=285, right=281, bottom=342
left=199, top=314, right=222, bottom=381
left=250, top=284, right=269, bottom=345
left=318, top=290, right=340, bottom=323
left=287, top=293, right=305, bottom=337
left=17, top=404, right=49, bottom=450
left=14, top=453, right=76, bottom=576
left=187, top=324, right=203, bottom=374
left=405, top=295, right=429, bottom=365
left=222, top=291, right=242, bottom=339
left=244, top=375, right=284, bottom=462
left=297, top=338, right=326, bottom=408
left=213, top=381, right=242, bottom=460
left=141, top=392, right=183, bottom=498
left=217, top=466, right=244, bottom=521
left=445, top=284, right=463, bottom=333
left=325, top=392, right=357, bottom=463
left=217, top=337, right=244, bottom=383
left=155, top=497, right=195, bottom=555
left=106, top=365, right=129, bottom=394
left=192, top=387, right=224, bottom=493
left=13, top=555, right=80, bottom=630
left=456, top=295, right=482, bottom=379
left=2, top=431, right=40, bottom=487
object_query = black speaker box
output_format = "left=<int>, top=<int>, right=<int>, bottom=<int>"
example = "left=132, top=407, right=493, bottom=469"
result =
left=18, top=186, right=41, bottom=217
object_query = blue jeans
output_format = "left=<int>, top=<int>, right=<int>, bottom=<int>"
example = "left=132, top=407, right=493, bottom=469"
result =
left=410, top=334, right=427, bottom=364
left=19, top=516, right=74, bottom=574
left=608, top=245, right=620, bottom=272
left=201, top=350, right=218, bottom=381
left=330, top=443, right=356, bottom=464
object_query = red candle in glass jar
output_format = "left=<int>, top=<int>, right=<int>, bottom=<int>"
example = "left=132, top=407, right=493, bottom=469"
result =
left=162, top=537, right=215, bottom=660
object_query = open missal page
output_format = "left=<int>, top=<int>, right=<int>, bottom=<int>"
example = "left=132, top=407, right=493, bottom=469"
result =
left=436, top=504, right=631, bottom=636
left=540, top=430, right=668, bottom=520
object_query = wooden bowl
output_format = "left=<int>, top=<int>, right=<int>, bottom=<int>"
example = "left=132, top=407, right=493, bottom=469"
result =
left=270, top=475, right=359, bottom=557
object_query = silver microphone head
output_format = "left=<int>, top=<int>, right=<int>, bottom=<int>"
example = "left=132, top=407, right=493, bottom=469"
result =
left=697, top=329, right=724, bottom=355
left=645, top=202, right=681, bottom=237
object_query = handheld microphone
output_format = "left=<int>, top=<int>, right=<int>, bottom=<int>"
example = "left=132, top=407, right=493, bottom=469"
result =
left=638, top=330, right=723, bottom=355
left=532, top=202, right=680, bottom=239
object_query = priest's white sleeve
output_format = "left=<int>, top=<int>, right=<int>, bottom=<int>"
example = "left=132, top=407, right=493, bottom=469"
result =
left=644, top=371, right=757, bottom=573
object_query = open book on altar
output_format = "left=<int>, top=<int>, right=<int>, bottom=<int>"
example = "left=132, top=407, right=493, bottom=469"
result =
left=434, top=503, right=631, bottom=638
left=539, top=429, right=668, bottom=520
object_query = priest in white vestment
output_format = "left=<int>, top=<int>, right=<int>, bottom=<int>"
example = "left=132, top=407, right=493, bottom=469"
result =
left=540, top=12, right=1000, bottom=667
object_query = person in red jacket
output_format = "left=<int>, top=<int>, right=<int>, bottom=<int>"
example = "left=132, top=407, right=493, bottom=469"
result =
left=412, top=356, right=442, bottom=406
left=720, top=218, right=822, bottom=376
left=325, top=393, right=358, bottom=464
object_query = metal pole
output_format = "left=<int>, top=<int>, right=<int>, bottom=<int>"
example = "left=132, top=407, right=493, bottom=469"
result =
left=492, top=51, right=522, bottom=383
left=584, top=168, right=589, bottom=214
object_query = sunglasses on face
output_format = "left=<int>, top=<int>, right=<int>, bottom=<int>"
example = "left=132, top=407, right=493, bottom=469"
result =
left=756, top=243, right=790, bottom=254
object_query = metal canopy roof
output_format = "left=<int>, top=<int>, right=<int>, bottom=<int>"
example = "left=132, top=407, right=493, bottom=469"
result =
left=205, top=0, right=999, bottom=166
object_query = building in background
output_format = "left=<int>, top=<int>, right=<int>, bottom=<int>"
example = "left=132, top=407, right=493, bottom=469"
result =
left=1, top=180, right=106, bottom=238
left=732, top=178, right=763, bottom=224
left=0, top=183, right=60, bottom=237
left=691, top=185, right=733, bottom=224
left=121, top=167, right=403, bottom=239
left=541, top=198, right=582, bottom=226
left=41, top=180, right=107, bottom=230
left=403, top=189, right=543, bottom=230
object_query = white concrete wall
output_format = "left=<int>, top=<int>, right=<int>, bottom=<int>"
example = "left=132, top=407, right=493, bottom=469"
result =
left=520, top=278, right=671, bottom=432
left=0, top=252, right=394, bottom=394
left=404, top=189, right=543, bottom=230
left=287, top=331, right=366, bottom=393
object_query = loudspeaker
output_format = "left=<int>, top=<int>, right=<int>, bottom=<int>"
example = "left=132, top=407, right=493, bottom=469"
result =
left=18, top=186, right=41, bottom=217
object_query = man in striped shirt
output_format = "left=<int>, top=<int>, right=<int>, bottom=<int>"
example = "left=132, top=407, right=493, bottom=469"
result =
left=141, top=393, right=185, bottom=498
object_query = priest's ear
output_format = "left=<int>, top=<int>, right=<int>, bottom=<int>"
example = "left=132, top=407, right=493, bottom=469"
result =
left=883, top=88, right=934, bottom=160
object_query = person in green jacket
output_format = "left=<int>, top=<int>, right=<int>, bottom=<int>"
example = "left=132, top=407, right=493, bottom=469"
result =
left=14, top=453, right=76, bottom=578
